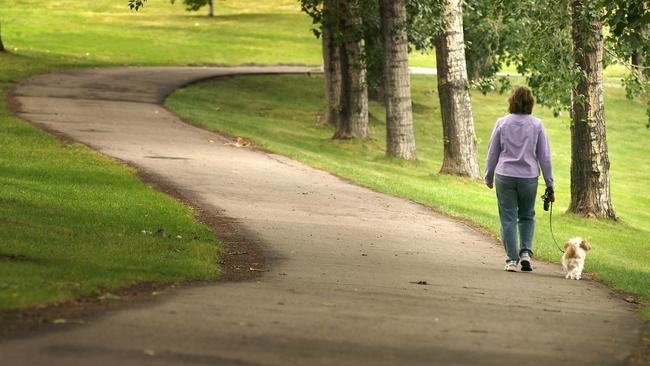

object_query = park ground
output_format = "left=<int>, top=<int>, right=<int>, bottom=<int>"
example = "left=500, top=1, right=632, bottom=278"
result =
left=0, top=0, right=648, bottom=323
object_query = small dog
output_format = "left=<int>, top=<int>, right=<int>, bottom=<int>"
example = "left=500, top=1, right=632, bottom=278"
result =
left=562, top=237, right=591, bottom=280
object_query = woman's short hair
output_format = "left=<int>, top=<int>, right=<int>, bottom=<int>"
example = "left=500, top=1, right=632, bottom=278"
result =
left=508, top=86, right=535, bottom=114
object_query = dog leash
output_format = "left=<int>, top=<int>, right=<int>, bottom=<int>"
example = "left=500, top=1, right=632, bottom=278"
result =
left=549, top=202, right=564, bottom=254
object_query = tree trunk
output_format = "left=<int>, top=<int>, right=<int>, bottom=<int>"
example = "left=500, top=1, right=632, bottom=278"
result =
left=631, top=4, right=647, bottom=73
left=322, top=0, right=342, bottom=128
left=333, top=0, right=369, bottom=140
left=365, top=24, right=385, bottom=104
left=466, top=53, right=493, bottom=81
left=380, top=0, right=417, bottom=160
left=435, top=0, right=480, bottom=178
left=0, top=22, right=5, bottom=52
left=631, top=23, right=647, bottom=79
left=568, top=0, right=616, bottom=219
left=208, top=0, right=214, bottom=17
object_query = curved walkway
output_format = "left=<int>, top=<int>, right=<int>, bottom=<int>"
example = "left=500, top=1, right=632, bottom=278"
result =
left=1, top=66, right=643, bottom=365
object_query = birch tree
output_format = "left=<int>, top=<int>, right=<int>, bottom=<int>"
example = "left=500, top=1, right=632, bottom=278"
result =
left=333, top=0, right=369, bottom=139
left=380, top=0, right=417, bottom=159
left=435, top=0, right=480, bottom=177
left=568, top=0, right=615, bottom=218
left=302, top=0, right=369, bottom=140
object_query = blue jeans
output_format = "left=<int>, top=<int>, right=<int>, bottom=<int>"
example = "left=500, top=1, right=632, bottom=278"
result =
left=495, top=174, right=538, bottom=262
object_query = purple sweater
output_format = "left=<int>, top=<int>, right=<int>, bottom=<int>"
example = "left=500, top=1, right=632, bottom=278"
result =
left=484, top=114, right=554, bottom=188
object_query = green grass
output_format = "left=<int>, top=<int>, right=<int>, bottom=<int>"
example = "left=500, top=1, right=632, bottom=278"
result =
left=166, top=74, right=650, bottom=318
left=0, top=86, right=222, bottom=310
left=0, top=0, right=322, bottom=66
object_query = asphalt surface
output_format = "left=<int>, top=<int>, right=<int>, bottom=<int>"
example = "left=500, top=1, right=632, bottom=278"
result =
left=1, top=66, right=643, bottom=365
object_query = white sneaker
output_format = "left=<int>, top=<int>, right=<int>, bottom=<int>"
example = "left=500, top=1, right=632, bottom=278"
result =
left=520, top=253, right=532, bottom=272
left=504, top=261, right=517, bottom=272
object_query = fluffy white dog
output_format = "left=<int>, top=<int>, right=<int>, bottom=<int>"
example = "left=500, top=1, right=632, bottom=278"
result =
left=562, top=237, right=591, bottom=280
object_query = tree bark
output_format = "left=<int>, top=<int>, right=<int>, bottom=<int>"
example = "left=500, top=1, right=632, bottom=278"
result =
left=333, top=0, right=369, bottom=140
left=435, top=0, right=480, bottom=178
left=568, top=0, right=616, bottom=219
left=322, top=0, right=342, bottom=128
left=208, top=0, right=214, bottom=17
left=380, top=0, right=417, bottom=160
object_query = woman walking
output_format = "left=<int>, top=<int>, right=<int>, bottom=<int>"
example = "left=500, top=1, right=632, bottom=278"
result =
left=485, top=86, right=554, bottom=272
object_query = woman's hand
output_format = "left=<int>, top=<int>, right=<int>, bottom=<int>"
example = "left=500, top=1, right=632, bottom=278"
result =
left=545, top=187, right=555, bottom=202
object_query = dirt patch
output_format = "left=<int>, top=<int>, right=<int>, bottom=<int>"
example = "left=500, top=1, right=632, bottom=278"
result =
left=0, top=253, right=33, bottom=262
left=0, top=282, right=174, bottom=340
left=135, top=169, right=265, bottom=282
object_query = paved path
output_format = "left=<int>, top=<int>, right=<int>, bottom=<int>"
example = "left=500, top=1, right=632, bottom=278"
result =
left=1, top=67, right=643, bottom=365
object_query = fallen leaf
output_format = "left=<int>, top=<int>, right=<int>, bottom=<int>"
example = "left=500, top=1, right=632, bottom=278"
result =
left=235, top=137, right=251, bottom=147
left=52, top=318, right=67, bottom=324
left=156, top=227, right=167, bottom=237
left=99, top=292, right=121, bottom=301
left=410, top=280, right=429, bottom=285
left=144, top=349, right=156, bottom=356
left=227, top=251, right=248, bottom=256
left=624, top=296, right=639, bottom=304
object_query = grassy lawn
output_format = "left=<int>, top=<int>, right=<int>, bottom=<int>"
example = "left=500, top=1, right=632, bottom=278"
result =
left=166, top=74, right=650, bottom=318
left=0, top=49, right=224, bottom=311
left=0, top=0, right=325, bottom=312
left=0, top=99, right=221, bottom=309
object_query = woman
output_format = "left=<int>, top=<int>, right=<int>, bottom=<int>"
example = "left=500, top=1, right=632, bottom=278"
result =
left=485, top=86, right=554, bottom=272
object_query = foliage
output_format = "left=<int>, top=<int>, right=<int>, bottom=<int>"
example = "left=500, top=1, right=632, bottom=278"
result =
left=299, top=0, right=324, bottom=38
left=128, top=0, right=147, bottom=10
left=600, top=0, right=650, bottom=126
left=461, top=0, right=523, bottom=96
left=300, top=0, right=444, bottom=75
left=466, top=0, right=650, bottom=123
left=362, top=1, right=383, bottom=94
left=601, top=0, right=649, bottom=68
left=511, top=0, right=576, bottom=117
left=299, top=0, right=380, bottom=88
left=171, top=0, right=212, bottom=12
left=463, top=0, right=504, bottom=81
left=404, top=0, right=445, bottom=52
left=129, top=0, right=213, bottom=14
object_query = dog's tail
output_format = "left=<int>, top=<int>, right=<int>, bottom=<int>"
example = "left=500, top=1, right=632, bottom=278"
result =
left=564, top=244, right=577, bottom=259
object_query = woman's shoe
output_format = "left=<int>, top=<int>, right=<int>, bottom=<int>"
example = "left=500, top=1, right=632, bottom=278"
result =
left=504, top=260, right=517, bottom=272
left=520, top=253, right=532, bottom=272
